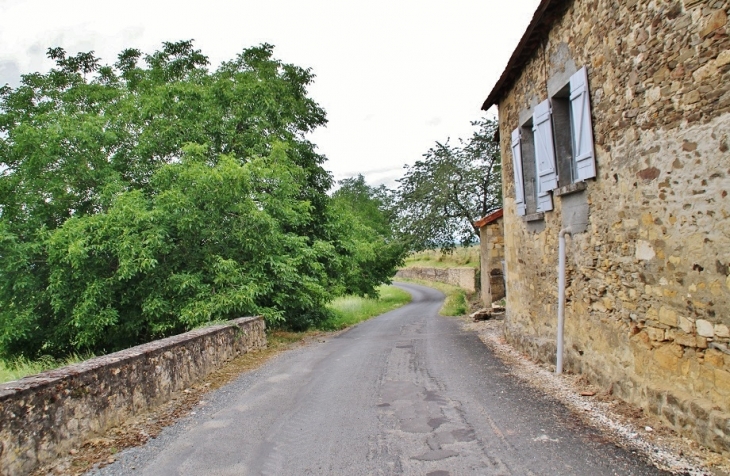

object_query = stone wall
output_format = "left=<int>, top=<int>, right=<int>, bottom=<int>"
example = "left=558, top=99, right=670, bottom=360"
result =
left=396, top=267, right=478, bottom=293
left=480, top=218, right=506, bottom=305
left=0, top=317, right=266, bottom=476
left=496, top=0, right=730, bottom=453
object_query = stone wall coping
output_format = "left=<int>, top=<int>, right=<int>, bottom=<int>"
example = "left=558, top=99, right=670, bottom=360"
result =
left=554, top=181, right=588, bottom=197
left=0, top=316, right=261, bottom=401
left=399, top=266, right=477, bottom=270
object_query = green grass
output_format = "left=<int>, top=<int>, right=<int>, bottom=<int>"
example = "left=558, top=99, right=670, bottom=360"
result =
left=441, top=287, right=469, bottom=316
left=0, top=353, right=93, bottom=384
left=0, top=286, right=413, bottom=383
left=395, top=278, right=469, bottom=316
left=403, top=246, right=480, bottom=269
left=320, top=285, right=412, bottom=330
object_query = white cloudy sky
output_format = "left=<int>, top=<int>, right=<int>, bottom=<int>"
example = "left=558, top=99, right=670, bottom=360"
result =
left=0, top=0, right=540, bottom=187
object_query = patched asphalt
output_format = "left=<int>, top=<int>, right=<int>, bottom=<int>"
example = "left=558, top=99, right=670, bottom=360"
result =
left=87, top=282, right=668, bottom=475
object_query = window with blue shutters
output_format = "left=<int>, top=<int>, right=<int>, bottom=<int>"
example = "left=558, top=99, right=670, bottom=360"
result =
left=512, top=123, right=538, bottom=217
left=533, top=99, right=557, bottom=212
left=549, top=65, right=597, bottom=189
left=569, top=67, right=596, bottom=181
left=511, top=128, right=526, bottom=216
left=509, top=66, right=595, bottom=222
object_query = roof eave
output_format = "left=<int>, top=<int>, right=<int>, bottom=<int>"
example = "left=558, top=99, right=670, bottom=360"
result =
left=481, top=0, right=565, bottom=111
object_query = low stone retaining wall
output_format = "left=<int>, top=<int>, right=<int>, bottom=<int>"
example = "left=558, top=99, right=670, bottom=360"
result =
left=395, top=267, right=478, bottom=293
left=0, top=316, right=266, bottom=476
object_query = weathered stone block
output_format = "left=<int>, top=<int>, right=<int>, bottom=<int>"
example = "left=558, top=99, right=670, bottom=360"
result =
left=679, top=316, right=695, bottom=334
left=646, top=327, right=666, bottom=342
left=715, top=324, right=730, bottom=338
left=689, top=399, right=713, bottom=422
left=715, top=369, right=730, bottom=395
left=654, top=344, right=684, bottom=370
left=683, top=90, right=701, bottom=105
left=696, top=319, right=715, bottom=337
left=706, top=349, right=726, bottom=368
left=701, top=9, right=728, bottom=38
left=635, top=240, right=656, bottom=260
left=675, top=332, right=697, bottom=348
left=658, top=306, right=678, bottom=327
left=697, top=336, right=709, bottom=349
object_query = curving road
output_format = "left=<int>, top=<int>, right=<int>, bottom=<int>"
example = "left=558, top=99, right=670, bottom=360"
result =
left=90, top=282, right=667, bottom=475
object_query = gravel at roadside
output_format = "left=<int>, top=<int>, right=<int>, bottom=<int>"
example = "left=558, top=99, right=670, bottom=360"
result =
left=465, top=318, right=730, bottom=476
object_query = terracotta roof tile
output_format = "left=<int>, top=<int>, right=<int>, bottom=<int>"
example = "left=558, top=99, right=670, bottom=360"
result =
left=474, top=208, right=503, bottom=228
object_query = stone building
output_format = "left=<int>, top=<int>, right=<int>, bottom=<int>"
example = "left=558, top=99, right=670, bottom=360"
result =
left=482, top=0, right=730, bottom=452
left=474, top=208, right=505, bottom=306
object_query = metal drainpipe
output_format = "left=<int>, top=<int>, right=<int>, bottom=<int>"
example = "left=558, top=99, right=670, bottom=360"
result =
left=556, top=227, right=573, bottom=375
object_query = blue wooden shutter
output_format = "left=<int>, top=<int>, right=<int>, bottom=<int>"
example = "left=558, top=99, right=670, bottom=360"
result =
left=533, top=99, right=556, bottom=212
left=569, top=66, right=596, bottom=180
left=511, top=128, right=526, bottom=216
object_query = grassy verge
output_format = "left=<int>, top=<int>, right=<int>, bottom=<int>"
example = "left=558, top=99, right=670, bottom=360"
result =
left=0, top=285, right=412, bottom=384
left=0, top=353, right=93, bottom=384
left=396, top=278, right=470, bottom=316
left=320, top=284, right=412, bottom=330
left=403, top=246, right=480, bottom=269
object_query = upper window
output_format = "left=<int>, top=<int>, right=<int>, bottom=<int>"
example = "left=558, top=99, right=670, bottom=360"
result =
left=567, top=67, right=597, bottom=181
left=511, top=121, right=538, bottom=216
left=511, top=66, right=596, bottom=217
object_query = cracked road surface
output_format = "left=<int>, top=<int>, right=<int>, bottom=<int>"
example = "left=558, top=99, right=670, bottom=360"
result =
left=90, top=282, right=667, bottom=475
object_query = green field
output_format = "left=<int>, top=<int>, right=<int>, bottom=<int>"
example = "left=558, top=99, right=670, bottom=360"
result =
left=403, top=246, right=480, bottom=269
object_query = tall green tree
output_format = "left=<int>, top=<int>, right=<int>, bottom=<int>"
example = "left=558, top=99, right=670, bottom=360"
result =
left=0, top=41, right=387, bottom=357
left=395, top=118, right=502, bottom=252
left=331, top=175, right=407, bottom=297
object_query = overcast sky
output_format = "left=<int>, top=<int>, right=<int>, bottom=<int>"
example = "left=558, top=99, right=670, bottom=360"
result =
left=0, top=0, right=540, bottom=187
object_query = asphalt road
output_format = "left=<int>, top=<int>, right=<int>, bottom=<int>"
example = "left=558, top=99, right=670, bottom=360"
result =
left=90, top=282, right=667, bottom=476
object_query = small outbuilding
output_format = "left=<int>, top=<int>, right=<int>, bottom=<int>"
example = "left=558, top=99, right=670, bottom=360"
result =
left=474, top=208, right=505, bottom=306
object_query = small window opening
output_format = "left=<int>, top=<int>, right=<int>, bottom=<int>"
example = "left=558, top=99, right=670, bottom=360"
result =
left=551, top=85, right=574, bottom=187
left=520, top=120, right=538, bottom=215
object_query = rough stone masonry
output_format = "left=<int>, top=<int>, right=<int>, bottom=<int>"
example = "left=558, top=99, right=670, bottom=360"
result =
left=395, top=267, right=478, bottom=293
left=0, top=316, right=266, bottom=476
left=490, top=0, right=730, bottom=454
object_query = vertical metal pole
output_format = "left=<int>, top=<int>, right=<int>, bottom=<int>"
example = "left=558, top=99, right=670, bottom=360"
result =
left=557, top=228, right=571, bottom=375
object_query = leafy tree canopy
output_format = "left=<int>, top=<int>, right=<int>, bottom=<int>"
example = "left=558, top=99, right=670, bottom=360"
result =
left=394, top=118, right=502, bottom=252
left=0, top=41, right=395, bottom=358
left=331, top=175, right=408, bottom=297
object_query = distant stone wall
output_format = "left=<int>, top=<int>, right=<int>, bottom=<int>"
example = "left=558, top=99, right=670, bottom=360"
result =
left=396, top=267, right=477, bottom=293
left=0, top=317, right=266, bottom=476
left=496, top=0, right=730, bottom=453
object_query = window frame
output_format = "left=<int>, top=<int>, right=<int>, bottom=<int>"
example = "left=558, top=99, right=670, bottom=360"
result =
left=550, top=66, right=597, bottom=189
left=510, top=66, right=596, bottom=220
